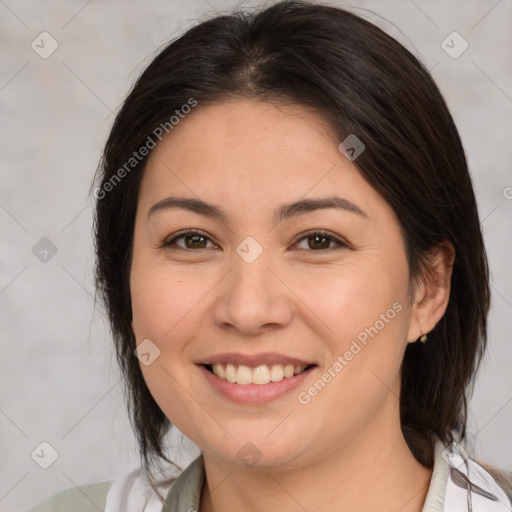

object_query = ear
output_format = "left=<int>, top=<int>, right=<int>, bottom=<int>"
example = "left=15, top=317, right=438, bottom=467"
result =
left=406, top=240, right=455, bottom=343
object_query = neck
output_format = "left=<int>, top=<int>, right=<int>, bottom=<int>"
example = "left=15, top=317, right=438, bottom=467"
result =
left=199, top=400, right=433, bottom=512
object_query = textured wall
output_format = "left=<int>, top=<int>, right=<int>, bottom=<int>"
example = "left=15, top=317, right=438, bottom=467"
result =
left=1, top=1, right=511, bottom=511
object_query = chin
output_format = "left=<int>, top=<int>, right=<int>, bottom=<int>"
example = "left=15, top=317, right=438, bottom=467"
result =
left=200, top=432, right=308, bottom=471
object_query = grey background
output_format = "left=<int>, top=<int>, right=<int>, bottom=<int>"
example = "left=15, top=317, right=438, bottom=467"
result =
left=1, top=1, right=511, bottom=511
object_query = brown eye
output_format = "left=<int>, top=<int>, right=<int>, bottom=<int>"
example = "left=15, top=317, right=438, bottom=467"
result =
left=308, top=234, right=331, bottom=250
left=163, top=230, right=217, bottom=250
left=294, top=230, right=347, bottom=251
left=182, top=233, right=208, bottom=249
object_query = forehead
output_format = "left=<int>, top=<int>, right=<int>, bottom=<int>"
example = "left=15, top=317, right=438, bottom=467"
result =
left=147, top=98, right=340, bottom=168
left=139, top=98, right=392, bottom=224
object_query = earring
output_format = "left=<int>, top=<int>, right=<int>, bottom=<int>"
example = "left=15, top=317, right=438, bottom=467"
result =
left=419, top=333, right=427, bottom=343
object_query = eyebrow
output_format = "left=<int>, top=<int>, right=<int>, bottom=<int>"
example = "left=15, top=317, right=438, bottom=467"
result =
left=147, top=195, right=369, bottom=223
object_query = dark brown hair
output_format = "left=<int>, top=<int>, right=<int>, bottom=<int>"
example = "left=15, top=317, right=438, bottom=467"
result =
left=92, top=0, right=492, bottom=494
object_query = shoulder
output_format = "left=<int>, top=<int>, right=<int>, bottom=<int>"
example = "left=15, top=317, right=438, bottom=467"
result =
left=26, top=481, right=113, bottom=512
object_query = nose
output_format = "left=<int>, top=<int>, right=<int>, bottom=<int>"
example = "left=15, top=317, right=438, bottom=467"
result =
left=211, top=246, right=293, bottom=336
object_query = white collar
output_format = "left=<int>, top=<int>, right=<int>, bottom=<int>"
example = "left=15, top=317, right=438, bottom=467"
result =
left=440, top=440, right=511, bottom=511
left=105, top=439, right=511, bottom=512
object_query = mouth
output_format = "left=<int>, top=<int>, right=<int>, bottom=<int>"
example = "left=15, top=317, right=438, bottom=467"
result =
left=198, top=361, right=318, bottom=404
left=195, top=351, right=318, bottom=403
left=202, top=362, right=317, bottom=385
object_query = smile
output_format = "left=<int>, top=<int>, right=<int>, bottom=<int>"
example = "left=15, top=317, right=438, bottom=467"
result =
left=198, top=363, right=317, bottom=404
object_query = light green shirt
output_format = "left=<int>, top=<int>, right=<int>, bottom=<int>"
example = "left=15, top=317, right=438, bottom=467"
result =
left=26, top=480, right=113, bottom=512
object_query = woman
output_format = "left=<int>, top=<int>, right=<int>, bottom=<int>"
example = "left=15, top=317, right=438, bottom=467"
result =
left=28, top=1, right=512, bottom=511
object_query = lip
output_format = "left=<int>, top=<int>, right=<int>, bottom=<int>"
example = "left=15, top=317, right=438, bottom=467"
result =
left=196, top=351, right=316, bottom=368
left=197, top=363, right=317, bottom=404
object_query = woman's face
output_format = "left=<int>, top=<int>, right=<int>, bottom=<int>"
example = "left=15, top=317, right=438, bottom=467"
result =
left=130, top=98, right=420, bottom=469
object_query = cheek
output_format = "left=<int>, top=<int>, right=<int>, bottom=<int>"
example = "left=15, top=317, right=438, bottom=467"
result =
left=129, top=261, right=204, bottom=433
left=130, top=257, right=203, bottom=343
left=291, top=258, right=406, bottom=343
left=293, top=271, right=408, bottom=436
left=292, top=258, right=409, bottom=400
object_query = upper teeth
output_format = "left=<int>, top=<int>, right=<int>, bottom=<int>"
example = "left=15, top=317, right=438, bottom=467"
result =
left=211, top=363, right=308, bottom=385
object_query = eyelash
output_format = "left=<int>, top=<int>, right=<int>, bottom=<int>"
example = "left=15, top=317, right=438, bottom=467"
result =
left=162, top=229, right=347, bottom=252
